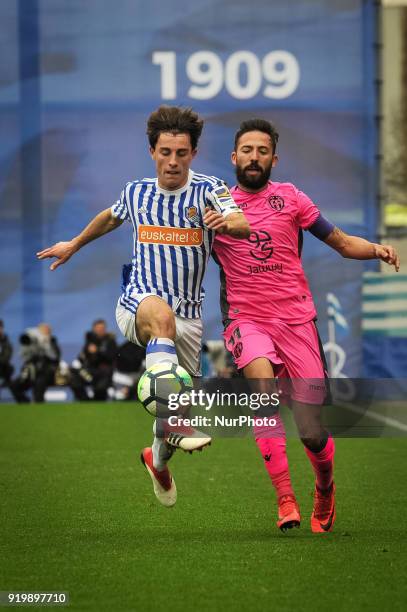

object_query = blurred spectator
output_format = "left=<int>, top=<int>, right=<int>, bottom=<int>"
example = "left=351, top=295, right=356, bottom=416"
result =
left=221, top=347, right=240, bottom=378
left=201, top=343, right=215, bottom=377
left=112, top=341, right=146, bottom=400
left=70, top=319, right=117, bottom=401
left=10, top=323, right=61, bottom=403
left=204, top=340, right=239, bottom=377
left=0, top=320, right=14, bottom=386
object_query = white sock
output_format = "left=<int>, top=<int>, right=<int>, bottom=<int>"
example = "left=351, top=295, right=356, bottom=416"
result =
left=152, top=420, right=174, bottom=470
left=146, top=337, right=178, bottom=369
left=146, top=338, right=179, bottom=470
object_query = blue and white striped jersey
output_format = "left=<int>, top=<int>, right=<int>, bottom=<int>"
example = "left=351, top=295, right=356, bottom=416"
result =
left=111, top=170, right=240, bottom=318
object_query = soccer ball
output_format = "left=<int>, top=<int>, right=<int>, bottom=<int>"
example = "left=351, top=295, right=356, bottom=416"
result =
left=137, top=361, right=193, bottom=417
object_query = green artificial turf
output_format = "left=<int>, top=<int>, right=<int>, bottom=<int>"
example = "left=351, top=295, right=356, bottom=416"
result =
left=1, top=402, right=407, bottom=611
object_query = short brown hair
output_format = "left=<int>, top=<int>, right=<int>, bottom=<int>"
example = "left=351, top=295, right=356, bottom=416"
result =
left=147, top=105, right=204, bottom=150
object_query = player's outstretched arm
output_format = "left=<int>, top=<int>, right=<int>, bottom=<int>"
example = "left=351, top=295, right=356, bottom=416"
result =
left=37, top=207, right=123, bottom=270
left=203, top=208, right=250, bottom=238
left=324, top=226, right=400, bottom=271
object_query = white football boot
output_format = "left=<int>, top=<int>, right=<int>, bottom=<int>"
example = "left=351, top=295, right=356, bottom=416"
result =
left=165, top=424, right=212, bottom=453
left=141, top=447, right=177, bottom=507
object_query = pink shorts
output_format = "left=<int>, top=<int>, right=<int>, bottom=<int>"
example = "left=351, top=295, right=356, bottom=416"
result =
left=223, top=318, right=327, bottom=405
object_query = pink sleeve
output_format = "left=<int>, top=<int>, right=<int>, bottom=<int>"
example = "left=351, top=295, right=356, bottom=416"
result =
left=296, top=189, right=321, bottom=229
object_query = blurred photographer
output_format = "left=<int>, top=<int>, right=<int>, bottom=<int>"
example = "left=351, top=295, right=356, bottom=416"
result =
left=0, top=320, right=14, bottom=387
left=113, top=340, right=146, bottom=400
left=70, top=319, right=117, bottom=401
left=10, top=323, right=61, bottom=403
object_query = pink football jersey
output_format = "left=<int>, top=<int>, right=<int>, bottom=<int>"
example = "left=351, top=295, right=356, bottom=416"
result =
left=212, top=182, right=321, bottom=324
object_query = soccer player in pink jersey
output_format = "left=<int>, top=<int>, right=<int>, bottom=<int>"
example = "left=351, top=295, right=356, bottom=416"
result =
left=213, top=119, right=400, bottom=533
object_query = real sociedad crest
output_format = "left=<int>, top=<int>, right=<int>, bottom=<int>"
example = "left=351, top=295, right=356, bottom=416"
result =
left=268, top=195, right=284, bottom=211
left=185, top=205, right=200, bottom=224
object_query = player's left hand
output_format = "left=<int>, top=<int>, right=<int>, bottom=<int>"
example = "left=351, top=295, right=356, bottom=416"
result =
left=203, top=207, right=227, bottom=233
left=373, top=244, right=400, bottom=272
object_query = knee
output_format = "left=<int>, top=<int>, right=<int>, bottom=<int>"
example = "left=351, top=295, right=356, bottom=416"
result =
left=295, top=416, right=325, bottom=445
left=300, top=434, right=328, bottom=453
left=137, top=300, right=176, bottom=342
left=152, top=309, right=176, bottom=338
left=296, top=415, right=323, bottom=436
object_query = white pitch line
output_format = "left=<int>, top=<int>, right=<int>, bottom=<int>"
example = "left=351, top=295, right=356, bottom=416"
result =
left=342, top=402, right=407, bottom=433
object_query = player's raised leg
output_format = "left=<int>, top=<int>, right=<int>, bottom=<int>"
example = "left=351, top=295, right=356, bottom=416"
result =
left=131, top=295, right=210, bottom=505
left=137, top=296, right=211, bottom=453
left=134, top=296, right=178, bottom=504
left=136, top=295, right=178, bottom=368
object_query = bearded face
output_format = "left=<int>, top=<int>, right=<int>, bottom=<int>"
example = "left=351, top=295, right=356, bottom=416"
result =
left=232, top=130, right=278, bottom=192
left=235, top=158, right=274, bottom=190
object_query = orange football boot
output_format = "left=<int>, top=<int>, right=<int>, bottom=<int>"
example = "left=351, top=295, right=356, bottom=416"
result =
left=311, top=482, right=336, bottom=533
left=277, top=495, right=301, bottom=532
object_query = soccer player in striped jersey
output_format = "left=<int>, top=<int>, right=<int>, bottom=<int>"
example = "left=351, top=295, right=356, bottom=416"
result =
left=213, top=119, right=399, bottom=532
left=37, top=106, right=250, bottom=507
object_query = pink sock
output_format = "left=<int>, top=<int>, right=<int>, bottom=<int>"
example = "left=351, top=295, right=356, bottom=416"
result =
left=254, top=415, right=294, bottom=499
left=304, top=436, right=335, bottom=491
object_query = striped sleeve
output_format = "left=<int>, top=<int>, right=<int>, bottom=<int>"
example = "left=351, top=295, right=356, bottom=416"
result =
left=111, top=184, right=131, bottom=221
left=206, top=179, right=242, bottom=218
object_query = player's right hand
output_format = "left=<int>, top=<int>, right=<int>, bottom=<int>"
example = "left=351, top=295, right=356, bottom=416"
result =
left=373, top=244, right=400, bottom=272
left=36, top=241, right=77, bottom=270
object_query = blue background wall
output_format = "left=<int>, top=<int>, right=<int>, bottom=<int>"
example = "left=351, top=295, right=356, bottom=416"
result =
left=0, top=0, right=378, bottom=374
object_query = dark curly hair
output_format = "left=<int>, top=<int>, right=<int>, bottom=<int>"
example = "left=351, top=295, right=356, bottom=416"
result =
left=147, top=105, right=204, bottom=150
